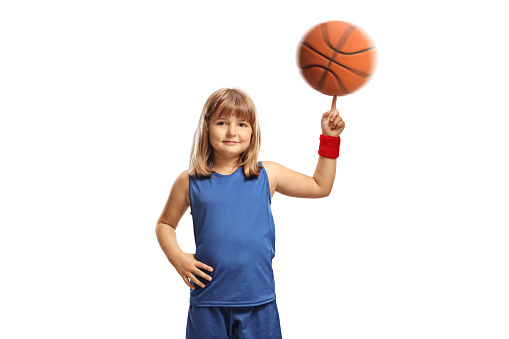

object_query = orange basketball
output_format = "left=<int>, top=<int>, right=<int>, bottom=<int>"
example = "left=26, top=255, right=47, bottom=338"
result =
left=297, top=21, right=377, bottom=96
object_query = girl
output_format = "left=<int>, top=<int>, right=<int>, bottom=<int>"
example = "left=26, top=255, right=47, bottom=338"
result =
left=156, top=88, right=344, bottom=338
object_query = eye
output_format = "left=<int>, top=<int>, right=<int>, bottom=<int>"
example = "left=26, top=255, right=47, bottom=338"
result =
left=239, top=123, right=248, bottom=127
left=217, top=121, right=226, bottom=126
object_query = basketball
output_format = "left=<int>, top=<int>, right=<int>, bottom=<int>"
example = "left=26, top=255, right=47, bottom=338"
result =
left=297, top=21, right=377, bottom=96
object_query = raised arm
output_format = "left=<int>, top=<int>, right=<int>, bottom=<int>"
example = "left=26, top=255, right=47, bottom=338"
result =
left=265, top=96, right=345, bottom=199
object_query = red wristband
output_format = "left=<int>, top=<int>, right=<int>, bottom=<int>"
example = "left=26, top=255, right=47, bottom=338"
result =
left=318, top=135, right=341, bottom=158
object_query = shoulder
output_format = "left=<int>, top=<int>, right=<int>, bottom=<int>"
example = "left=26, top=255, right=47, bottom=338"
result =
left=175, top=169, right=190, bottom=185
left=157, top=170, right=191, bottom=227
left=261, top=161, right=279, bottom=173
left=261, top=160, right=280, bottom=182
left=173, top=170, right=190, bottom=204
left=260, top=160, right=291, bottom=180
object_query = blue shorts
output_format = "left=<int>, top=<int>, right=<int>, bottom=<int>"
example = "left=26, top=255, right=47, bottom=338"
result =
left=186, top=300, right=282, bottom=339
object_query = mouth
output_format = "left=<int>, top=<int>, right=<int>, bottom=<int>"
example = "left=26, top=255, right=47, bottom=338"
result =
left=223, top=141, right=238, bottom=144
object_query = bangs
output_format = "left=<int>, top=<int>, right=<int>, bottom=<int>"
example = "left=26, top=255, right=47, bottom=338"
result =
left=209, top=90, right=255, bottom=125
left=216, top=107, right=251, bottom=123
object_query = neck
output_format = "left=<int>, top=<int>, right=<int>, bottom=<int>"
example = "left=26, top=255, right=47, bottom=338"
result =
left=211, top=153, right=241, bottom=173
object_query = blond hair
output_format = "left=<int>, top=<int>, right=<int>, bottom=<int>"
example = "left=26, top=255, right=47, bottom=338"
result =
left=189, top=88, right=262, bottom=178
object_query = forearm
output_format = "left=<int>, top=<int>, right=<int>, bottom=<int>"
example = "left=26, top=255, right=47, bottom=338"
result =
left=155, top=222, right=184, bottom=266
left=313, top=155, right=337, bottom=196
left=313, top=94, right=342, bottom=197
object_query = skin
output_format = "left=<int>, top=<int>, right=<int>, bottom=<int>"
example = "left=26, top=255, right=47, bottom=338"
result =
left=155, top=96, right=345, bottom=290
left=207, top=112, right=253, bottom=174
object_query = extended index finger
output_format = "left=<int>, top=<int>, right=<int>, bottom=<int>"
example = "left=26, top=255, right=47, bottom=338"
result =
left=331, top=95, right=337, bottom=111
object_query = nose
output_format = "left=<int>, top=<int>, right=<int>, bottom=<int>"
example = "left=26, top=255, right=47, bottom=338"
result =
left=226, top=124, right=236, bottom=137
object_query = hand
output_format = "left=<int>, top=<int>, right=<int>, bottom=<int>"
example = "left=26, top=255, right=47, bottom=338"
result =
left=171, top=252, right=213, bottom=290
left=321, top=96, right=345, bottom=137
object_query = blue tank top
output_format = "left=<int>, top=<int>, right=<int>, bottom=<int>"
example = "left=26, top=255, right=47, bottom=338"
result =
left=188, top=161, right=276, bottom=307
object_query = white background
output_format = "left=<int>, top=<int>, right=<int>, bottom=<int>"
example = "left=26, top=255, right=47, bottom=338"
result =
left=1, top=0, right=508, bottom=338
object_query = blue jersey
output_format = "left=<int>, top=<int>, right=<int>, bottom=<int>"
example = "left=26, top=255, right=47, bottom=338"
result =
left=188, top=161, right=276, bottom=306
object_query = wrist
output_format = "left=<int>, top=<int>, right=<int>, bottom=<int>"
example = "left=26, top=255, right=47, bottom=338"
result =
left=318, top=134, right=341, bottom=158
left=169, top=248, right=185, bottom=261
left=168, top=250, right=185, bottom=270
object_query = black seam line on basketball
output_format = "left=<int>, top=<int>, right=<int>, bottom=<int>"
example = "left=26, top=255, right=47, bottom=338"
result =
left=336, top=46, right=376, bottom=55
left=300, top=42, right=372, bottom=78
left=317, top=24, right=335, bottom=91
left=310, top=24, right=375, bottom=55
left=318, top=24, right=355, bottom=91
left=321, top=23, right=333, bottom=55
left=301, top=65, right=348, bottom=95
left=321, top=24, right=357, bottom=56
left=319, top=23, right=339, bottom=66
left=333, top=25, right=357, bottom=53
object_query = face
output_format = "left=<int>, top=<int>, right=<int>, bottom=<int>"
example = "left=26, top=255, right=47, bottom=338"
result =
left=208, top=112, right=253, bottom=161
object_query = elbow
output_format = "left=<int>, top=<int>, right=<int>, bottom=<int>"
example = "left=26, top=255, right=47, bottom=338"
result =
left=313, top=178, right=332, bottom=198
left=320, top=187, right=332, bottom=198
left=156, top=221, right=175, bottom=233
left=155, top=221, right=166, bottom=235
